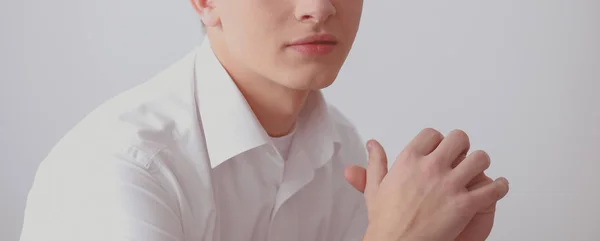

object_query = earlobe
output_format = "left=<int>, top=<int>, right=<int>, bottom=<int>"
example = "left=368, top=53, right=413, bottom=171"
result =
left=190, top=0, right=203, bottom=15
left=201, top=14, right=220, bottom=27
left=190, top=0, right=220, bottom=27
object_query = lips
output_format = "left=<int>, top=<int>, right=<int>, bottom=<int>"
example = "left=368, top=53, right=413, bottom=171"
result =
left=288, top=34, right=338, bottom=46
left=287, top=34, right=338, bottom=55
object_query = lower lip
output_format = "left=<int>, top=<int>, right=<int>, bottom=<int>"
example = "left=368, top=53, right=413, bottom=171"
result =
left=288, top=43, right=336, bottom=55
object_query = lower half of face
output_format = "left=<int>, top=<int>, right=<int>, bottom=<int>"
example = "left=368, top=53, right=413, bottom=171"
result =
left=218, top=0, right=363, bottom=91
left=258, top=40, right=352, bottom=90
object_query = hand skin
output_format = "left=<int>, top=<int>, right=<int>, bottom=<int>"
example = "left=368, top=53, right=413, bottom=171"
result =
left=344, top=129, right=510, bottom=241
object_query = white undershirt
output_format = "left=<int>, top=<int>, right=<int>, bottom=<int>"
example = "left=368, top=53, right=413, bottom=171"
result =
left=270, top=126, right=296, bottom=161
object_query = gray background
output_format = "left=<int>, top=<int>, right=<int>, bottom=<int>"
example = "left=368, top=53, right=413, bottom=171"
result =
left=2, top=0, right=599, bottom=240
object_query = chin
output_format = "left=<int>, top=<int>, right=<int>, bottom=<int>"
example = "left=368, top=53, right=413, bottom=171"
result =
left=283, top=64, right=342, bottom=89
left=279, top=73, right=338, bottom=91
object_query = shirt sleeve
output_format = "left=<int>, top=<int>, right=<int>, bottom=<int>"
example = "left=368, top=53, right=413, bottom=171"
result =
left=340, top=199, right=368, bottom=241
left=19, top=152, right=184, bottom=241
left=338, top=127, right=369, bottom=241
left=329, top=156, right=369, bottom=241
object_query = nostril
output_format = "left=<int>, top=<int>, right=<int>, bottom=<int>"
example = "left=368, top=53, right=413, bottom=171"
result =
left=301, top=15, right=312, bottom=21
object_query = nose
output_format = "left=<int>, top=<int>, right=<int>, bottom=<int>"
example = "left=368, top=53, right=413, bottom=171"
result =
left=295, top=0, right=336, bottom=24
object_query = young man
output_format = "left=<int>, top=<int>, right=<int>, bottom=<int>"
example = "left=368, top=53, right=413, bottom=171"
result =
left=20, top=0, right=510, bottom=240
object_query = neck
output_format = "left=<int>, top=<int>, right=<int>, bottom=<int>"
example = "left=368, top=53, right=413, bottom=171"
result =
left=238, top=82, right=309, bottom=137
left=208, top=36, right=310, bottom=137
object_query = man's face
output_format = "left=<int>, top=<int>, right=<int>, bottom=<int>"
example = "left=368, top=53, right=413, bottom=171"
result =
left=205, top=0, right=363, bottom=90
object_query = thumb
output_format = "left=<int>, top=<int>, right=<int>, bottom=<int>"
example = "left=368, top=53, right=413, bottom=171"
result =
left=344, top=165, right=366, bottom=193
left=365, top=139, right=388, bottom=195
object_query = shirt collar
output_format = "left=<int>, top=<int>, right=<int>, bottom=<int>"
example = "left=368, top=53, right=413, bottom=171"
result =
left=292, top=90, right=342, bottom=169
left=194, top=38, right=341, bottom=169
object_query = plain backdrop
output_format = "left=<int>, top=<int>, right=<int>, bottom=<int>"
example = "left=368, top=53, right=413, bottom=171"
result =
left=2, top=0, right=599, bottom=240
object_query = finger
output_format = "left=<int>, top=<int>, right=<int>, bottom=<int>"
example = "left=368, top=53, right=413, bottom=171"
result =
left=466, top=177, right=510, bottom=211
left=450, top=150, right=491, bottom=187
left=405, top=128, right=444, bottom=156
left=466, top=172, right=489, bottom=190
left=466, top=175, right=497, bottom=213
left=431, top=129, right=470, bottom=166
left=344, top=165, right=366, bottom=193
left=452, top=151, right=467, bottom=169
left=365, top=139, right=388, bottom=194
left=480, top=200, right=498, bottom=214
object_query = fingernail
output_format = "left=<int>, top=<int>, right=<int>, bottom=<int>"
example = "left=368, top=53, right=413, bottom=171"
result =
left=366, top=140, right=373, bottom=152
left=498, top=177, right=509, bottom=186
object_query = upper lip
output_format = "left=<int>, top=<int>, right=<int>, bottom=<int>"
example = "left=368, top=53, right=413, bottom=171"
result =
left=287, top=33, right=338, bottom=46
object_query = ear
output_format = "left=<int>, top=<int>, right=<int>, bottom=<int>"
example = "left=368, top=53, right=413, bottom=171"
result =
left=190, top=0, right=220, bottom=27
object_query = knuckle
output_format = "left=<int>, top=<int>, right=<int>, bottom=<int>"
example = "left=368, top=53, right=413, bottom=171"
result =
left=471, top=150, right=491, bottom=169
left=432, top=129, right=445, bottom=142
left=421, top=127, right=438, bottom=134
left=472, top=149, right=490, bottom=159
left=450, top=129, right=470, bottom=146
left=422, top=128, right=443, bottom=141
left=448, top=129, right=471, bottom=149
left=489, top=182, right=505, bottom=200
left=450, top=128, right=469, bottom=138
left=491, top=189, right=502, bottom=200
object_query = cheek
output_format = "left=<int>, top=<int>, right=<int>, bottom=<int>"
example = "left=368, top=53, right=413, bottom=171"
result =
left=221, top=5, right=290, bottom=67
left=220, top=3, right=288, bottom=51
left=220, top=0, right=288, bottom=33
left=337, top=0, right=363, bottom=32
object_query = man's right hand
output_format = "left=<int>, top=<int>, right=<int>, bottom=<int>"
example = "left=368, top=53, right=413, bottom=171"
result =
left=349, top=128, right=510, bottom=241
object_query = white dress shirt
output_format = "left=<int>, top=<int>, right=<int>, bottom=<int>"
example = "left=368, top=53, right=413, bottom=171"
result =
left=19, top=39, right=368, bottom=241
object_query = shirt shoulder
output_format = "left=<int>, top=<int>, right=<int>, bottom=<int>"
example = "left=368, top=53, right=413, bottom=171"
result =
left=327, top=105, right=368, bottom=167
left=21, top=51, right=205, bottom=241
left=45, top=50, right=199, bottom=169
